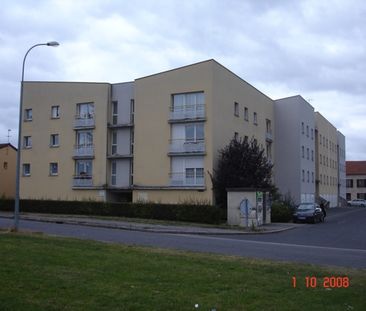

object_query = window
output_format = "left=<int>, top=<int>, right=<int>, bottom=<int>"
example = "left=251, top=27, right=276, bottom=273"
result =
left=111, top=161, right=117, bottom=185
left=356, top=179, right=366, bottom=188
left=244, top=107, right=249, bottom=121
left=50, top=134, right=59, bottom=147
left=311, top=150, right=314, bottom=162
left=319, top=134, right=322, bottom=145
left=111, top=131, right=117, bottom=155
left=302, top=146, right=305, bottom=158
left=3, top=162, right=8, bottom=170
left=357, top=193, right=366, bottom=199
left=77, top=131, right=93, bottom=147
left=234, top=132, right=239, bottom=142
left=311, top=129, right=314, bottom=140
left=302, top=170, right=305, bottom=182
left=75, top=160, right=92, bottom=177
left=49, top=163, right=58, bottom=176
left=112, top=101, right=118, bottom=125
left=266, top=142, right=272, bottom=160
left=306, top=125, right=309, bottom=137
left=266, top=119, right=272, bottom=133
left=301, top=122, right=304, bottom=134
left=23, top=136, right=32, bottom=149
left=24, top=108, right=32, bottom=121
left=185, top=167, right=204, bottom=185
left=307, top=171, right=310, bottom=183
left=234, top=102, right=239, bottom=117
left=185, top=123, right=204, bottom=142
left=172, top=92, right=204, bottom=119
left=306, top=148, right=309, bottom=160
left=130, top=99, right=135, bottom=123
left=77, top=102, right=94, bottom=119
left=312, top=172, right=314, bottom=183
left=23, top=163, right=31, bottom=176
left=51, top=106, right=60, bottom=119
left=253, top=112, right=258, bottom=125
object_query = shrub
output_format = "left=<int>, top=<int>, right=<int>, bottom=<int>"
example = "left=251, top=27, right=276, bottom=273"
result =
left=0, top=199, right=226, bottom=225
left=271, top=201, right=294, bottom=223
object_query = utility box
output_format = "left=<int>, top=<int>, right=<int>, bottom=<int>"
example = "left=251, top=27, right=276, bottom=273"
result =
left=227, top=188, right=271, bottom=228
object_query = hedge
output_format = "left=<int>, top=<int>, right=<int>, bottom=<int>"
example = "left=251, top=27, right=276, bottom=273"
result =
left=270, top=201, right=294, bottom=223
left=0, top=199, right=226, bottom=225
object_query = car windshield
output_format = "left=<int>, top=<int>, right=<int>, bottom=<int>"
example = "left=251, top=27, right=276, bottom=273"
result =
left=297, top=204, right=315, bottom=211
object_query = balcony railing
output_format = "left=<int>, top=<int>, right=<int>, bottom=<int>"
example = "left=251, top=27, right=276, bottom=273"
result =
left=266, top=131, right=273, bottom=142
left=169, top=139, right=205, bottom=154
left=170, top=172, right=205, bottom=187
left=74, top=114, right=95, bottom=128
left=169, top=105, right=205, bottom=121
left=73, top=175, right=93, bottom=187
left=74, top=144, right=94, bottom=157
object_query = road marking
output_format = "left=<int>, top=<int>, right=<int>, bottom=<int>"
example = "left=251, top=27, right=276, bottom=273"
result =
left=175, top=234, right=366, bottom=253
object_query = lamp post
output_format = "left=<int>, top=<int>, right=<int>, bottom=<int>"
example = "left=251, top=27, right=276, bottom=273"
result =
left=13, top=41, right=59, bottom=231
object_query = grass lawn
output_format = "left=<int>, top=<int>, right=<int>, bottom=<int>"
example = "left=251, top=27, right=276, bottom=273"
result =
left=0, top=232, right=365, bottom=310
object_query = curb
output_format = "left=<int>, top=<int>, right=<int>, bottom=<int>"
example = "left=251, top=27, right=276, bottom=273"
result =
left=0, top=214, right=296, bottom=235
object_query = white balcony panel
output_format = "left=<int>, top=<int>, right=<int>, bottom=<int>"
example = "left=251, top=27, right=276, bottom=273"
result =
left=73, top=176, right=93, bottom=187
left=74, top=115, right=95, bottom=128
left=170, top=172, right=205, bottom=186
left=170, top=105, right=205, bottom=120
left=169, top=140, right=205, bottom=154
left=74, top=144, right=94, bottom=157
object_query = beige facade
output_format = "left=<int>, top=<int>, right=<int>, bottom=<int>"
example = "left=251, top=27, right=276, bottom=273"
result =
left=20, top=59, right=345, bottom=207
left=315, top=112, right=339, bottom=207
left=346, top=161, right=366, bottom=201
left=133, top=60, right=274, bottom=204
left=0, top=144, right=17, bottom=198
left=21, top=82, right=110, bottom=201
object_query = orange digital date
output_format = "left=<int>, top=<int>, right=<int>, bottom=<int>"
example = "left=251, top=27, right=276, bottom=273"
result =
left=292, top=276, right=350, bottom=288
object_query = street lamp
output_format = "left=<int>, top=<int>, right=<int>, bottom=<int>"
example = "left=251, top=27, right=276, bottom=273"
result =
left=13, top=41, right=60, bottom=231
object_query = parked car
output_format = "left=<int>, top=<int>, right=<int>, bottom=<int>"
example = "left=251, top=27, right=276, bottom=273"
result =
left=293, top=203, right=324, bottom=223
left=347, top=199, right=366, bottom=207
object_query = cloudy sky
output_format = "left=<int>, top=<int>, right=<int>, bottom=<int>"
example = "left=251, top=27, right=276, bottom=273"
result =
left=0, top=0, right=365, bottom=160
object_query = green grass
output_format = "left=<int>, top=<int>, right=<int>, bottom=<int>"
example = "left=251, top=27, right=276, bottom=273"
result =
left=0, top=232, right=365, bottom=310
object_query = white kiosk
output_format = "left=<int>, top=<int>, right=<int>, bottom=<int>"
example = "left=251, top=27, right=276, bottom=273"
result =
left=227, top=188, right=271, bottom=228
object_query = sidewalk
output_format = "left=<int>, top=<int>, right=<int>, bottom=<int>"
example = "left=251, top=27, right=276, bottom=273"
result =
left=0, top=212, right=300, bottom=235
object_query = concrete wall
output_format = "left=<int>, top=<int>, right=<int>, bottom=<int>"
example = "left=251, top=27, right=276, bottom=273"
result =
left=133, top=60, right=214, bottom=203
left=0, top=144, right=17, bottom=198
left=274, top=96, right=316, bottom=205
left=315, top=112, right=339, bottom=207
left=21, top=82, right=110, bottom=201
left=211, top=61, right=275, bottom=170
left=337, top=131, right=346, bottom=203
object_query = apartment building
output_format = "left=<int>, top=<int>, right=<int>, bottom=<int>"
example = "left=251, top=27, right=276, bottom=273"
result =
left=21, top=82, right=111, bottom=201
left=274, top=96, right=316, bottom=205
left=20, top=60, right=274, bottom=204
left=133, top=60, right=274, bottom=203
left=0, top=143, right=17, bottom=198
left=315, top=112, right=342, bottom=207
left=337, top=131, right=346, bottom=204
left=346, top=161, right=366, bottom=201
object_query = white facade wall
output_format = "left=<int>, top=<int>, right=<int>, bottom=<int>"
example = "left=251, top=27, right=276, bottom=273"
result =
left=274, top=96, right=316, bottom=205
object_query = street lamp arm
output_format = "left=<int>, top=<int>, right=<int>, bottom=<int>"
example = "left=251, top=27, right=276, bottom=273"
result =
left=21, top=42, right=59, bottom=81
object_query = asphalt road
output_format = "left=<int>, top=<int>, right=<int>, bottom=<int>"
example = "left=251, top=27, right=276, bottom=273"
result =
left=1, top=207, right=365, bottom=269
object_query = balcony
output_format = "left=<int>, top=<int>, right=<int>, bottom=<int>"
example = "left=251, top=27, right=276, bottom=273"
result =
left=169, top=139, right=205, bottom=155
left=73, top=175, right=93, bottom=187
left=74, top=144, right=94, bottom=158
left=74, top=114, right=95, bottom=128
left=266, top=131, right=273, bottom=142
left=170, top=172, right=205, bottom=187
left=169, top=105, right=205, bottom=122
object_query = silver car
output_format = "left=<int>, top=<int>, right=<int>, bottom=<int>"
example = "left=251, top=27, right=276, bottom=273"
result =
left=347, top=199, right=366, bottom=207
